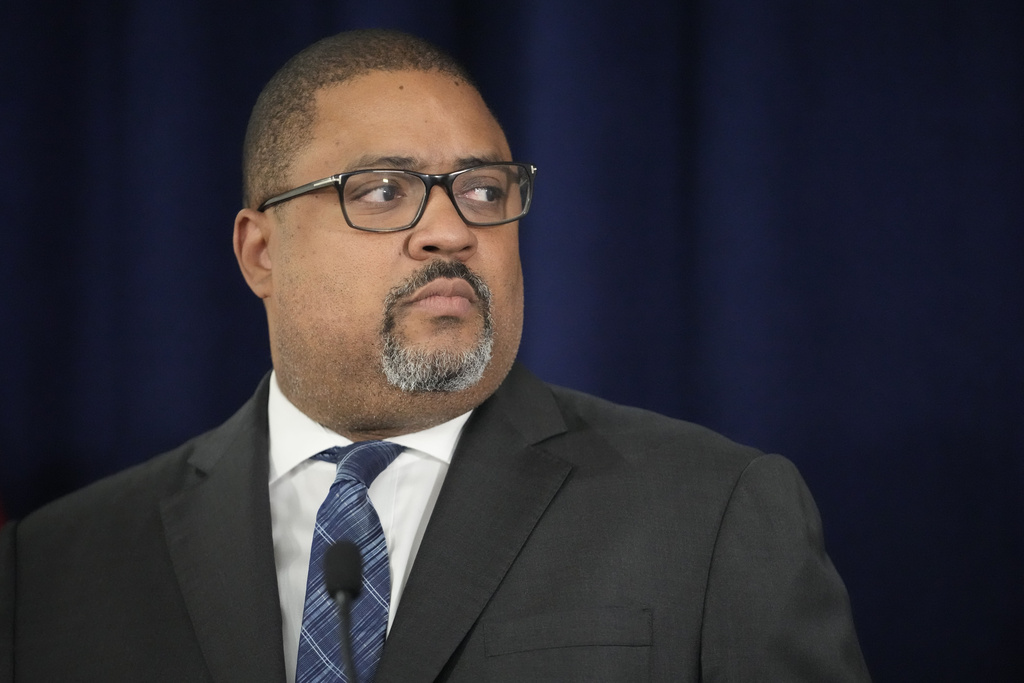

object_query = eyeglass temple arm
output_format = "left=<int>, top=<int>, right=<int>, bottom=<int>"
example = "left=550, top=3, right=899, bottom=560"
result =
left=257, top=176, right=341, bottom=211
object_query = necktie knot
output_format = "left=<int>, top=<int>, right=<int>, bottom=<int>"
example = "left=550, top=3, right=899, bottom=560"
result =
left=313, top=440, right=404, bottom=488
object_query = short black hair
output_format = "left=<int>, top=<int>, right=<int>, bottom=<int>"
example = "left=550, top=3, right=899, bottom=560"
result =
left=242, top=29, right=476, bottom=208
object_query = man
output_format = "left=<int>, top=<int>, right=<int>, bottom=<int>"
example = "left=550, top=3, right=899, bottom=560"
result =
left=0, top=29, right=870, bottom=681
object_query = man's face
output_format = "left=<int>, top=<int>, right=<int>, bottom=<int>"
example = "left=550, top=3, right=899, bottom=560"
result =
left=234, top=69, right=524, bottom=440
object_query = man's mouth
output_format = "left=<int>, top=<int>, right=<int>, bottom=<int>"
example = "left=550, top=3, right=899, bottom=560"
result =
left=404, top=277, right=479, bottom=316
left=407, top=278, right=479, bottom=304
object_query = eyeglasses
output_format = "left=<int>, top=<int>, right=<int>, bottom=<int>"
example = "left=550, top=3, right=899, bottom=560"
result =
left=257, top=162, right=537, bottom=232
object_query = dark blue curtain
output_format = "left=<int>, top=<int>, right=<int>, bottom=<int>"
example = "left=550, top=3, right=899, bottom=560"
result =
left=2, top=1, right=1021, bottom=679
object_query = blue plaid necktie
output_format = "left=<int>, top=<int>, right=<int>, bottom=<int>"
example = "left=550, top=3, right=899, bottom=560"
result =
left=295, top=440, right=404, bottom=683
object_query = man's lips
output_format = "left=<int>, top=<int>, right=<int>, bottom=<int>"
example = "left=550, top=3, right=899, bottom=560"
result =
left=403, top=277, right=479, bottom=316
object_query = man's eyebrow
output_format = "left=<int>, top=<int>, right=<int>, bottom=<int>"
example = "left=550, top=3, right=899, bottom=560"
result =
left=345, top=154, right=508, bottom=172
left=348, top=155, right=419, bottom=170
left=454, top=155, right=507, bottom=168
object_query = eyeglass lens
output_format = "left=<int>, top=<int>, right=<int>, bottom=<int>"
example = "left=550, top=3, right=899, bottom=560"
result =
left=340, top=164, right=529, bottom=230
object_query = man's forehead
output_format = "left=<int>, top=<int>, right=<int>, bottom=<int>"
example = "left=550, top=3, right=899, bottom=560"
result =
left=311, top=68, right=480, bottom=111
left=299, top=72, right=510, bottom=175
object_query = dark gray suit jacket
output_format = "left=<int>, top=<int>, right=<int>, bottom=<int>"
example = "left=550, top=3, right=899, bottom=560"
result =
left=0, top=363, right=870, bottom=681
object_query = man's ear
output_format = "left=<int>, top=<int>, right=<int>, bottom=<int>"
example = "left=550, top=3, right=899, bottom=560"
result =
left=233, top=207, right=275, bottom=299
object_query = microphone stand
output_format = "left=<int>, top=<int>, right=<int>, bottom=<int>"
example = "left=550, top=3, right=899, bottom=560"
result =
left=332, top=591, right=357, bottom=683
left=325, top=541, right=362, bottom=683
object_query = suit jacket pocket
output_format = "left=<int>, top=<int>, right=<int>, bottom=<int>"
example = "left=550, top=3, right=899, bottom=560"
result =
left=483, top=607, right=651, bottom=682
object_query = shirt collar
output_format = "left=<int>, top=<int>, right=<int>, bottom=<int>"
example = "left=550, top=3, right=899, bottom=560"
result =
left=267, top=371, right=471, bottom=484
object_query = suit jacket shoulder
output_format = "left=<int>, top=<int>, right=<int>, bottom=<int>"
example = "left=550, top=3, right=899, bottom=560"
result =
left=1, top=375, right=287, bottom=683
left=547, top=379, right=763, bottom=469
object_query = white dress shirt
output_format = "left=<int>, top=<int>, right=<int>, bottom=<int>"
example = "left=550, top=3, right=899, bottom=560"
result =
left=267, top=372, right=470, bottom=683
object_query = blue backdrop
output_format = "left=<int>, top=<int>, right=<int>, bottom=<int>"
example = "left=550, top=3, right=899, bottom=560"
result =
left=2, top=1, right=1021, bottom=680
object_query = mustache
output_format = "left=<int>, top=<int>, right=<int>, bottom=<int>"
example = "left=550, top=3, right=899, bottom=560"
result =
left=383, top=260, right=491, bottom=309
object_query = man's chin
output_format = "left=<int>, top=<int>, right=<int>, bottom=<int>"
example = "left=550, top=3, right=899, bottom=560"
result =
left=393, top=306, right=484, bottom=337
left=397, top=332, right=480, bottom=356
left=380, top=334, right=493, bottom=394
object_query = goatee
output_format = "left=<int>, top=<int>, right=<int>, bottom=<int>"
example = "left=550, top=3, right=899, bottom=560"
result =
left=380, top=260, right=494, bottom=392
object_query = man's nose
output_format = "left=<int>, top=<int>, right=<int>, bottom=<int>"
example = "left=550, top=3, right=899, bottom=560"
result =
left=405, top=186, right=478, bottom=261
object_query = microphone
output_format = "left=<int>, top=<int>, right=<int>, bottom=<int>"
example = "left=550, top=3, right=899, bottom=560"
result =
left=324, top=541, right=362, bottom=682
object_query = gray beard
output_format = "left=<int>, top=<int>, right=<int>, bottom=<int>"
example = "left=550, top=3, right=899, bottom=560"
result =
left=379, top=260, right=494, bottom=393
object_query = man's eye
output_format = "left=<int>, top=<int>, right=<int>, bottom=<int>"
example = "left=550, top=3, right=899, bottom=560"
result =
left=461, top=185, right=504, bottom=203
left=355, top=183, right=402, bottom=203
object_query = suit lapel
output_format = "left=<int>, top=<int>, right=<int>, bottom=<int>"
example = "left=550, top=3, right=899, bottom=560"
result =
left=376, top=364, right=571, bottom=682
left=160, top=376, right=287, bottom=683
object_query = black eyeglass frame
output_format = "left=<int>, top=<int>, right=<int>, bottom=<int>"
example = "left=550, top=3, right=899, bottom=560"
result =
left=256, top=162, right=537, bottom=233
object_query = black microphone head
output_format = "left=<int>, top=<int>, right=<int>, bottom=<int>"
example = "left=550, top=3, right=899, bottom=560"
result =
left=324, top=541, right=362, bottom=600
